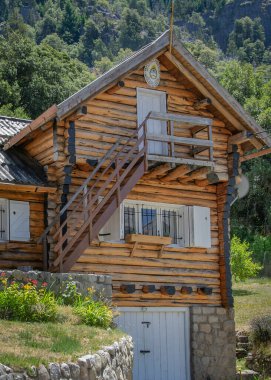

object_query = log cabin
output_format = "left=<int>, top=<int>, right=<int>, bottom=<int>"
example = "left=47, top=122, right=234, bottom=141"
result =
left=1, top=31, right=271, bottom=380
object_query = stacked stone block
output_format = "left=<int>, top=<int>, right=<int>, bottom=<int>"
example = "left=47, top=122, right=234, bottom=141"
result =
left=0, top=270, right=112, bottom=300
left=191, top=306, right=236, bottom=380
left=0, top=337, right=133, bottom=380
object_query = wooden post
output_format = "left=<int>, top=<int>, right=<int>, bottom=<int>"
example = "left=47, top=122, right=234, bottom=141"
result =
left=143, top=121, right=148, bottom=172
left=170, top=120, right=175, bottom=159
left=88, top=191, right=92, bottom=243
left=42, top=237, right=48, bottom=271
left=208, top=125, right=214, bottom=162
left=115, top=158, right=121, bottom=207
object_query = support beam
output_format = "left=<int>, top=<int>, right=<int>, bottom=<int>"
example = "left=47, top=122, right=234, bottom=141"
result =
left=160, top=164, right=192, bottom=182
left=194, top=98, right=212, bottom=110
left=228, top=131, right=253, bottom=146
left=143, top=163, right=171, bottom=179
left=240, top=147, right=271, bottom=162
left=107, top=80, right=125, bottom=95
left=181, top=167, right=211, bottom=183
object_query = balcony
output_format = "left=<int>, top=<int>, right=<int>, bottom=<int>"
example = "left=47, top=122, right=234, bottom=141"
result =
left=143, top=111, right=214, bottom=169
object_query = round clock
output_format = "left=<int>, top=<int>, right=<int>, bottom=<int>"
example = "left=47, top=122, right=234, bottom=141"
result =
left=144, top=59, right=161, bottom=87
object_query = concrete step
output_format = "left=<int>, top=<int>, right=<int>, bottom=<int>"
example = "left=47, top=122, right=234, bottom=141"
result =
left=237, top=335, right=249, bottom=343
left=236, top=370, right=259, bottom=380
left=236, top=348, right=248, bottom=359
left=237, top=342, right=251, bottom=350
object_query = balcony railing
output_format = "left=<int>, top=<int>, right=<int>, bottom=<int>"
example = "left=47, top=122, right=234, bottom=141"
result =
left=144, top=111, right=214, bottom=168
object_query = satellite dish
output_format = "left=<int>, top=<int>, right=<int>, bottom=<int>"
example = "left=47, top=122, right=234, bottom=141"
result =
left=235, top=175, right=250, bottom=199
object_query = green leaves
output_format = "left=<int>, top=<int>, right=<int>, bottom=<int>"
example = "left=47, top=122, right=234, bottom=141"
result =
left=230, top=236, right=262, bottom=282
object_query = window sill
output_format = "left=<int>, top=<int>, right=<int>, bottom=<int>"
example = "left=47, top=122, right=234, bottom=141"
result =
left=125, top=234, right=172, bottom=245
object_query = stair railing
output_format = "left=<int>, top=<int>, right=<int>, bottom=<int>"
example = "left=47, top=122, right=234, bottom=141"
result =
left=38, top=114, right=150, bottom=271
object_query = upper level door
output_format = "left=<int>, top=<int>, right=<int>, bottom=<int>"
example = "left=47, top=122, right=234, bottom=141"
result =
left=137, top=88, right=167, bottom=155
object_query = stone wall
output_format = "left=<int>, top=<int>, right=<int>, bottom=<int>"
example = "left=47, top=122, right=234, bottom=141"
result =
left=0, top=270, right=112, bottom=299
left=191, top=306, right=236, bottom=380
left=0, top=337, right=133, bottom=380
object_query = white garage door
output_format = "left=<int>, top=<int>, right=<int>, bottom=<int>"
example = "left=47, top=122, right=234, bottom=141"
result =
left=117, top=307, right=190, bottom=380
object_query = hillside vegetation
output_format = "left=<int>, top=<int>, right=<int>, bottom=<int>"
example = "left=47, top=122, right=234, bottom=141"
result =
left=0, top=0, right=271, bottom=268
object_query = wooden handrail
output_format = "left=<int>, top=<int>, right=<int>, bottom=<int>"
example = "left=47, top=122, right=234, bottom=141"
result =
left=149, top=111, right=213, bottom=126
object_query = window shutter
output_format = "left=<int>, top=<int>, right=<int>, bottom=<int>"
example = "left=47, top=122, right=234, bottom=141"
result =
left=10, top=201, right=30, bottom=241
left=99, top=206, right=122, bottom=242
left=0, top=199, right=8, bottom=241
left=184, top=206, right=211, bottom=248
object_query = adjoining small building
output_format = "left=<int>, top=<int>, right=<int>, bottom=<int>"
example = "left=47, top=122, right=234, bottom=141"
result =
left=1, top=31, right=270, bottom=380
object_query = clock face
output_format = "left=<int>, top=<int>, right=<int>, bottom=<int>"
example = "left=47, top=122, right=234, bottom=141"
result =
left=144, top=59, right=160, bottom=87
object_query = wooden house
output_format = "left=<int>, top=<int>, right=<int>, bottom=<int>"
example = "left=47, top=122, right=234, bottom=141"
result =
left=1, top=31, right=270, bottom=380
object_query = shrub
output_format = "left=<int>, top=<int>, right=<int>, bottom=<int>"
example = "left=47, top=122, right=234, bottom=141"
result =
left=59, top=280, right=81, bottom=306
left=74, top=299, right=113, bottom=328
left=0, top=280, right=57, bottom=322
left=251, top=315, right=271, bottom=345
left=230, top=235, right=262, bottom=281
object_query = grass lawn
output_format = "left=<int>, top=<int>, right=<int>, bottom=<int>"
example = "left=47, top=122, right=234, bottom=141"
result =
left=233, top=278, right=271, bottom=330
left=0, top=306, right=123, bottom=371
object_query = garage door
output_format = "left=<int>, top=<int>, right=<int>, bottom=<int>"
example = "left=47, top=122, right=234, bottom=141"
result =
left=117, top=307, right=190, bottom=380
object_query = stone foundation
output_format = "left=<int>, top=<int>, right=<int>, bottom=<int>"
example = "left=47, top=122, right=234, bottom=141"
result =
left=191, top=306, right=236, bottom=380
left=0, top=270, right=112, bottom=300
left=0, top=337, right=133, bottom=380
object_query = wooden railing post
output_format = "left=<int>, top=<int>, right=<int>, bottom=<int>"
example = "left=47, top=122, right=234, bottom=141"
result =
left=59, top=229, right=63, bottom=273
left=170, top=120, right=175, bottom=159
left=88, top=190, right=92, bottom=243
left=83, top=185, right=88, bottom=222
left=115, top=158, right=121, bottom=207
left=143, top=121, right=148, bottom=172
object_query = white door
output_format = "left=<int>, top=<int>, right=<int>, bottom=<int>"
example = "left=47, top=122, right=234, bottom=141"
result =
left=137, top=88, right=167, bottom=155
left=117, top=307, right=190, bottom=380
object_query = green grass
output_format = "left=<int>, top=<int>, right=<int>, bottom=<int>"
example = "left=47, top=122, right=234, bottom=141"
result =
left=0, top=306, right=123, bottom=371
left=233, top=278, right=271, bottom=331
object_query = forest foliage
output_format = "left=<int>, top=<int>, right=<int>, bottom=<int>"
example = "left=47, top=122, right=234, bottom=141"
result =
left=0, top=0, right=271, bottom=268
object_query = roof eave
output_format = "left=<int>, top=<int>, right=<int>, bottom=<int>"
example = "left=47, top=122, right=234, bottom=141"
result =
left=3, top=104, right=58, bottom=151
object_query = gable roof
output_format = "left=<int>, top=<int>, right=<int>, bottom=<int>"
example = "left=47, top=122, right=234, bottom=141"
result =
left=4, top=30, right=271, bottom=150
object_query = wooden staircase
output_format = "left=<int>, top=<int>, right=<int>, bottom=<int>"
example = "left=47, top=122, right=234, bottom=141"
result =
left=39, top=120, right=147, bottom=272
left=39, top=111, right=214, bottom=273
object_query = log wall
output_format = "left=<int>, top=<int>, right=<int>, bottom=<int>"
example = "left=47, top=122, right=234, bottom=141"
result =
left=66, top=53, right=233, bottom=307
left=6, top=51, right=234, bottom=307
left=0, top=189, right=45, bottom=269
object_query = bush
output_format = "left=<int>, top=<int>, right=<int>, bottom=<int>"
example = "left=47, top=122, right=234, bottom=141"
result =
left=0, top=277, right=57, bottom=322
left=230, top=235, right=262, bottom=281
left=251, top=315, right=271, bottom=345
left=59, top=280, right=81, bottom=306
left=74, top=299, right=113, bottom=328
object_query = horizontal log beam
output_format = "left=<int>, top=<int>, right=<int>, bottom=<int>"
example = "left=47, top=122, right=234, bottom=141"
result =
left=146, top=134, right=213, bottom=147
left=147, top=154, right=214, bottom=167
left=150, top=111, right=213, bottom=126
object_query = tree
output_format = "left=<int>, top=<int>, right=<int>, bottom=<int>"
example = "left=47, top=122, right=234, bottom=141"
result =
left=119, top=8, right=143, bottom=50
left=0, top=31, right=94, bottom=118
left=59, top=0, right=82, bottom=44
left=230, top=236, right=262, bottom=281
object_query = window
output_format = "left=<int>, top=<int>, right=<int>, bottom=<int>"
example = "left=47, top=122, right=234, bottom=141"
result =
left=122, top=201, right=185, bottom=246
left=0, top=199, right=30, bottom=242
left=100, top=200, right=211, bottom=248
